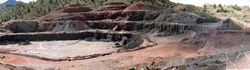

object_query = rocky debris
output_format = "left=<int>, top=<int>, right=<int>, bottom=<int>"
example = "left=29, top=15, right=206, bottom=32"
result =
left=127, top=11, right=146, bottom=21
left=4, top=20, right=39, bottom=33
left=151, top=61, right=155, bottom=65
left=183, top=30, right=197, bottom=39
left=141, top=68, right=147, bottom=70
left=97, top=2, right=128, bottom=11
left=5, top=30, right=12, bottom=33
left=120, top=41, right=139, bottom=50
left=161, top=67, right=168, bottom=70
left=84, top=37, right=98, bottom=41
left=112, top=25, right=119, bottom=31
left=0, top=56, right=5, bottom=59
left=51, top=21, right=75, bottom=32
left=46, top=68, right=54, bottom=70
left=121, top=36, right=130, bottom=45
left=115, top=41, right=122, bottom=47
left=62, top=3, right=92, bottom=13
left=181, top=38, right=189, bottom=43
left=0, top=63, right=34, bottom=70
left=128, top=67, right=136, bottom=70
left=145, top=11, right=160, bottom=20
left=217, top=18, right=230, bottom=30
left=18, top=40, right=31, bottom=45
left=50, top=20, right=88, bottom=32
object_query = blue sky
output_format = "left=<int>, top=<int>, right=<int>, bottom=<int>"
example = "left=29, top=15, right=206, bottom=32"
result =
left=0, top=0, right=250, bottom=7
left=0, top=0, right=37, bottom=3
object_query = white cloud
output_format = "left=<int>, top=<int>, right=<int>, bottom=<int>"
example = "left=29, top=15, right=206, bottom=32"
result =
left=0, top=0, right=7, bottom=3
left=17, top=0, right=37, bottom=3
left=172, top=0, right=250, bottom=6
left=0, top=0, right=37, bottom=3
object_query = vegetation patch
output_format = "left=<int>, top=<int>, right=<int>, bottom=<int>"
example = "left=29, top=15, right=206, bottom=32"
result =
left=228, top=19, right=243, bottom=30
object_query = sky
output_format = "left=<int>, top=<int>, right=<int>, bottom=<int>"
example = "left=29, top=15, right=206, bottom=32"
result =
left=171, top=0, right=250, bottom=6
left=0, top=0, right=250, bottom=7
left=0, top=0, right=37, bottom=3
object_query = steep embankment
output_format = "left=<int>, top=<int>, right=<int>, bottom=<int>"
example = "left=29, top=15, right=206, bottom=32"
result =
left=0, top=0, right=178, bottom=22
left=0, top=4, right=14, bottom=17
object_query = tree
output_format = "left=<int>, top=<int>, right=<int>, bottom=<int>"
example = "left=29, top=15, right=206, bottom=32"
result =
left=41, top=0, right=44, bottom=4
left=213, top=4, right=217, bottom=9
left=203, top=4, right=207, bottom=12
left=49, top=0, right=53, bottom=4
left=130, top=0, right=133, bottom=4
left=77, top=0, right=79, bottom=4
left=27, top=8, right=30, bottom=13
left=218, top=4, right=222, bottom=7
left=99, top=0, right=103, bottom=6
left=203, top=4, right=207, bottom=9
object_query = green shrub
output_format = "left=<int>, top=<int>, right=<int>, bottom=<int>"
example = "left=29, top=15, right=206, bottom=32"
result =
left=213, top=4, right=217, bottom=9
left=215, top=60, right=222, bottom=64
left=218, top=4, right=222, bottom=7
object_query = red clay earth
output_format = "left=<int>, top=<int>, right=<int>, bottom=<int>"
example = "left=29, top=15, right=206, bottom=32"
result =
left=127, top=1, right=145, bottom=11
left=62, top=3, right=92, bottom=13
left=1, top=1, right=250, bottom=70
left=97, top=2, right=128, bottom=11
left=0, top=35, right=200, bottom=70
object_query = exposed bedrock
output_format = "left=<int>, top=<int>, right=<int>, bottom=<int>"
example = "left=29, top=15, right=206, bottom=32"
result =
left=97, top=2, right=128, bottom=11
left=0, top=31, right=144, bottom=50
left=87, top=21, right=195, bottom=33
left=0, top=32, right=129, bottom=42
left=2, top=8, right=216, bottom=33
left=62, top=3, right=92, bottom=13
left=4, top=21, right=39, bottom=33
left=60, top=11, right=146, bottom=21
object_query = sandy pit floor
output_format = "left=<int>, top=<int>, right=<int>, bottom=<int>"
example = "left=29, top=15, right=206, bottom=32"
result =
left=0, top=40, right=119, bottom=58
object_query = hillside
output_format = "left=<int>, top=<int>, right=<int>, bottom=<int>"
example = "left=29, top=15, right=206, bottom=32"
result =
left=0, top=0, right=183, bottom=22
left=0, top=0, right=22, bottom=5
left=0, top=3, right=14, bottom=17
left=202, top=4, right=250, bottom=29
left=0, top=0, right=250, bottom=70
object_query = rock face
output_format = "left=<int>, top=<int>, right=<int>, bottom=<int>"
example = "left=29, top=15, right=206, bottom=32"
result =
left=51, top=21, right=88, bottom=32
left=1, top=2, right=217, bottom=34
left=119, top=35, right=143, bottom=50
left=62, top=3, right=92, bottom=13
left=4, top=21, right=39, bottom=33
left=97, top=2, right=128, bottom=11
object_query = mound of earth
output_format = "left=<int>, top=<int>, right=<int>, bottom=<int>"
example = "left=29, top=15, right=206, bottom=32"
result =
left=97, top=2, right=128, bottom=11
left=127, top=1, right=145, bottom=10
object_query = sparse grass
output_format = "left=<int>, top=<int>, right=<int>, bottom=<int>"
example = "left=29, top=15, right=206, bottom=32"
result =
left=157, top=56, right=161, bottom=58
left=245, top=32, right=250, bottom=35
left=229, top=19, right=244, bottom=30
left=215, top=60, right=222, bottom=64
left=245, top=20, right=250, bottom=23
